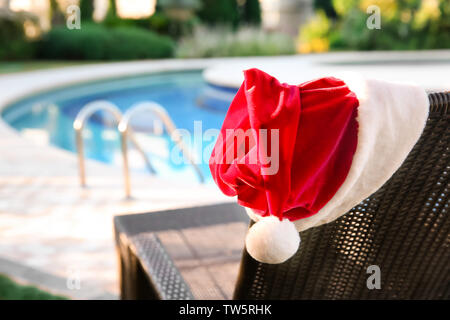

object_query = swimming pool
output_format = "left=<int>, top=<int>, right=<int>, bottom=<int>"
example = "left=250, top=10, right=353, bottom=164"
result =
left=1, top=71, right=237, bottom=183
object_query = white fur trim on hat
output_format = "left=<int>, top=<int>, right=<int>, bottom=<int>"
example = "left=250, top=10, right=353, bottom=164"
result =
left=245, top=214, right=300, bottom=264
left=245, top=75, right=429, bottom=234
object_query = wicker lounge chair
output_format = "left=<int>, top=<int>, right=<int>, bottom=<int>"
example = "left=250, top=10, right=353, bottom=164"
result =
left=114, top=92, right=449, bottom=300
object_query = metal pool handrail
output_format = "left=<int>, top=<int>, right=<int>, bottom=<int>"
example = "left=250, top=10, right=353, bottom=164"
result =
left=73, top=100, right=155, bottom=190
left=118, top=101, right=205, bottom=198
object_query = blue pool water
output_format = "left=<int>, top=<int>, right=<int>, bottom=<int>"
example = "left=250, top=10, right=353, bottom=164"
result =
left=2, top=71, right=237, bottom=183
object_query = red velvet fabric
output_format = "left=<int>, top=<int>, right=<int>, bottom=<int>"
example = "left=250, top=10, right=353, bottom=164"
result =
left=209, top=68, right=359, bottom=221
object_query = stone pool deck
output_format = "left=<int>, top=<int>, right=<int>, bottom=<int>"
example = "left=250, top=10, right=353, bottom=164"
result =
left=204, top=50, right=450, bottom=91
left=0, top=123, right=230, bottom=299
left=0, top=52, right=449, bottom=299
left=0, top=59, right=234, bottom=299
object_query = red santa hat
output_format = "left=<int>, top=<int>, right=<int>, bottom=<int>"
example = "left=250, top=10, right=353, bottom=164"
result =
left=209, top=68, right=429, bottom=264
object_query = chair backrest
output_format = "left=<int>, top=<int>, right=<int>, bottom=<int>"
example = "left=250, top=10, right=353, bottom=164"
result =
left=233, top=92, right=450, bottom=300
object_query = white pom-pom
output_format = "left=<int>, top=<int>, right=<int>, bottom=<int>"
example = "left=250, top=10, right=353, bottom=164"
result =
left=245, top=216, right=300, bottom=264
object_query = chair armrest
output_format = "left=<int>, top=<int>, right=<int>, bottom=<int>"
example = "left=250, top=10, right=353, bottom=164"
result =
left=114, top=202, right=248, bottom=300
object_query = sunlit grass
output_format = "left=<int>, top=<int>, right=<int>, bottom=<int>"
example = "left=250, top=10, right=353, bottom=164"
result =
left=0, top=273, right=68, bottom=300
left=0, top=61, right=92, bottom=75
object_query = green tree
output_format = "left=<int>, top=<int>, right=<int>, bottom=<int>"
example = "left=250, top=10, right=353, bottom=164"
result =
left=0, top=8, right=38, bottom=59
left=107, top=0, right=117, bottom=18
left=79, top=0, right=94, bottom=22
left=314, top=0, right=337, bottom=18
left=50, top=0, right=65, bottom=26
left=240, top=0, right=261, bottom=25
left=197, top=0, right=239, bottom=27
left=103, top=0, right=118, bottom=26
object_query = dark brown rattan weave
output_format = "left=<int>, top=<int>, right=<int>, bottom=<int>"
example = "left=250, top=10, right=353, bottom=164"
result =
left=233, top=92, right=450, bottom=299
left=115, top=92, right=449, bottom=300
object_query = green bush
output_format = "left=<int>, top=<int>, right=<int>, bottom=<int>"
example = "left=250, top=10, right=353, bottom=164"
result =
left=0, top=39, right=36, bottom=60
left=107, top=26, right=175, bottom=59
left=176, top=25, right=295, bottom=58
left=297, top=10, right=331, bottom=53
left=102, top=17, right=151, bottom=29
left=102, top=11, right=198, bottom=39
left=37, top=24, right=112, bottom=60
left=38, top=24, right=175, bottom=60
left=0, top=11, right=36, bottom=60
left=332, top=1, right=450, bottom=50
left=300, top=0, right=450, bottom=52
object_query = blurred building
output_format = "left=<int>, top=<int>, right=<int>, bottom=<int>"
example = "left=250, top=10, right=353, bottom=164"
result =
left=2, top=0, right=50, bottom=29
left=2, top=0, right=156, bottom=31
left=2, top=0, right=312, bottom=37
left=260, top=0, right=313, bottom=36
